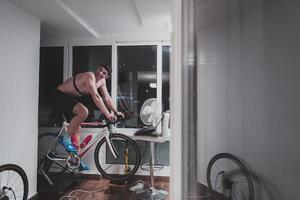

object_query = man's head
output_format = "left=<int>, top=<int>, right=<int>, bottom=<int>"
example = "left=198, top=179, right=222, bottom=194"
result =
left=95, top=64, right=111, bottom=79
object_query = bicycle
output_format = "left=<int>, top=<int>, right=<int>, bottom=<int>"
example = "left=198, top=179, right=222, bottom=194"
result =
left=0, top=164, right=28, bottom=200
left=206, top=153, right=254, bottom=200
left=38, top=117, right=141, bottom=185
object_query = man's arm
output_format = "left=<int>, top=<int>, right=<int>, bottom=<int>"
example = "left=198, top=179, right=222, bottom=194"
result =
left=99, top=80, right=125, bottom=118
left=87, top=75, right=115, bottom=121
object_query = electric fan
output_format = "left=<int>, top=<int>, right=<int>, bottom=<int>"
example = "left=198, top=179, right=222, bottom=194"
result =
left=134, top=98, right=162, bottom=136
left=140, top=98, right=162, bottom=127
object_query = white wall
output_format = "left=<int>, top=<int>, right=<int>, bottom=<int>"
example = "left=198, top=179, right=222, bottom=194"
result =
left=197, top=0, right=300, bottom=199
left=0, top=0, right=40, bottom=198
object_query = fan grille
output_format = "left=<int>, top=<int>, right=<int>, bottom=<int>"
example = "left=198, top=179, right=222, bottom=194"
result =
left=140, top=98, right=162, bottom=126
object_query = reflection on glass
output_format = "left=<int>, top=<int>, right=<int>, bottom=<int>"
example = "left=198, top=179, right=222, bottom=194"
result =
left=162, top=46, right=170, bottom=111
left=117, top=46, right=157, bottom=128
left=73, top=46, right=112, bottom=74
left=38, top=47, right=64, bottom=127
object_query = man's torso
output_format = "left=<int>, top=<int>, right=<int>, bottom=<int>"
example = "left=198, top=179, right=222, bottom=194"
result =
left=57, top=72, right=104, bottom=96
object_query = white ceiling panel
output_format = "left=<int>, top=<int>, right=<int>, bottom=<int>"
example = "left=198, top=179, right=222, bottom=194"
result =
left=9, top=0, right=93, bottom=38
left=63, top=0, right=142, bottom=34
left=134, top=0, right=171, bottom=29
left=9, top=0, right=171, bottom=40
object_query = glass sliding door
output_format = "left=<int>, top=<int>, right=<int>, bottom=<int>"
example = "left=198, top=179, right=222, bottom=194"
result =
left=117, top=45, right=157, bottom=128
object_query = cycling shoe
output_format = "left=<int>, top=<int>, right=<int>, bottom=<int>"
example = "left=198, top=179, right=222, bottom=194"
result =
left=79, top=160, right=90, bottom=171
left=59, top=135, right=77, bottom=153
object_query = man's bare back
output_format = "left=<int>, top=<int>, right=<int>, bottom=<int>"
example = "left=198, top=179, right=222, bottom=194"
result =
left=57, top=72, right=105, bottom=97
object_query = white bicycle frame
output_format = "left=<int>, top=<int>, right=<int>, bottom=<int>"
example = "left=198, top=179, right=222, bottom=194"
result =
left=39, top=121, right=120, bottom=186
left=46, top=121, right=118, bottom=166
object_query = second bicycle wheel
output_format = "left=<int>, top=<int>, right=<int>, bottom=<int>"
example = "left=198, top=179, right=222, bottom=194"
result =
left=207, top=153, right=254, bottom=200
left=38, top=132, right=67, bottom=174
left=0, top=164, right=28, bottom=200
left=94, top=134, right=140, bottom=181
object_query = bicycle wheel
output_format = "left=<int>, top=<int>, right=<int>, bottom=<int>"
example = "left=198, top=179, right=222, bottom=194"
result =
left=94, top=134, right=141, bottom=181
left=38, top=132, right=67, bottom=174
left=0, top=164, right=28, bottom=200
left=207, top=153, right=254, bottom=200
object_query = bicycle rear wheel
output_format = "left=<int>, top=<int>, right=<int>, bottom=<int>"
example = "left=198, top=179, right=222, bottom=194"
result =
left=94, top=134, right=140, bottom=181
left=38, top=132, right=67, bottom=174
left=207, top=153, right=254, bottom=200
left=0, top=164, right=28, bottom=200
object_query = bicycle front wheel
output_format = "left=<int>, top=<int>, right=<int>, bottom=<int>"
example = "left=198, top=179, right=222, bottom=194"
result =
left=94, top=134, right=140, bottom=181
left=0, top=164, right=28, bottom=200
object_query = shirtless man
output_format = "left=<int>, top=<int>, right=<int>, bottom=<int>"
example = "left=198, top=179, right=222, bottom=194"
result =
left=53, top=64, right=124, bottom=170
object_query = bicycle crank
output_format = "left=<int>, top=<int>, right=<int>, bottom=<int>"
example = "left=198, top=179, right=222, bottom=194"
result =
left=66, top=153, right=80, bottom=170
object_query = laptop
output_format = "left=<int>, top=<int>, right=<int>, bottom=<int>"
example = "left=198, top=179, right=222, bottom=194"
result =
left=134, top=114, right=165, bottom=137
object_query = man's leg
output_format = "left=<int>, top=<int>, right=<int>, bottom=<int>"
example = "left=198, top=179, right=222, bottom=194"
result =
left=61, top=103, right=88, bottom=153
left=68, top=103, right=89, bottom=136
left=68, top=103, right=90, bottom=171
left=71, top=127, right=81, bottom=150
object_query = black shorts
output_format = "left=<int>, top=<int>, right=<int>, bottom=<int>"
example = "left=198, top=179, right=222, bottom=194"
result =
left=52, top=89, right=80, bottom=121
left=52, top=89, right=94, bottom=121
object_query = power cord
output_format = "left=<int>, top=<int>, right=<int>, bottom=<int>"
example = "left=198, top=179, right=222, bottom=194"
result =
left=59, top=179, right=146, bottom=200
left=59, top=171, right=107, bottom=200
left=10, top=189, right=16, bottom=200
left=59, top=188, right=106, bottom=200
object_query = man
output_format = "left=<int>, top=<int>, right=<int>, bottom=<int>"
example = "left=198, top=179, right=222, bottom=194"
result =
left=53, top=64, right=124, bottom=170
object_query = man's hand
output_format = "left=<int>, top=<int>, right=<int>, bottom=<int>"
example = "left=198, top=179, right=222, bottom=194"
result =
left=115, top=111, right=125, bottom=119
left=107, top=113, right=117, bottom=122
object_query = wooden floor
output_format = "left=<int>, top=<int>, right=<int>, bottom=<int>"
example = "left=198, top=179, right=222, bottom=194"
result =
left=38, top=174, right=170, bottom=200
left=38, top=174, right=225, bottom=200
left=63, top=179, right=169, bottom=200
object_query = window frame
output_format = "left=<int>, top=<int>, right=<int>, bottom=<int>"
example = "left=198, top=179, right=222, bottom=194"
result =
left=38, top=46, right=65, bottom=127
left=68, top=41, right=170, bottom=132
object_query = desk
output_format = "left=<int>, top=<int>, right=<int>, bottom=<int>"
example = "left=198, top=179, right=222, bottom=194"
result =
left=115, top=128, right=171, bottom=142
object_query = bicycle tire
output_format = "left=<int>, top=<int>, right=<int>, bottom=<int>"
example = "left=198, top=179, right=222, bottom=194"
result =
left=38, top=132, right=67, bottom=174
left=0, top=164, right=28, bottom=200
left=207, top=153, right=254, bottom=200
left=94, top=134, right=141, bottom=181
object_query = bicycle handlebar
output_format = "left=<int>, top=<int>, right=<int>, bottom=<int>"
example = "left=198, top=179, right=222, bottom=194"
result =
left=102, top=115, right=124, bottom=125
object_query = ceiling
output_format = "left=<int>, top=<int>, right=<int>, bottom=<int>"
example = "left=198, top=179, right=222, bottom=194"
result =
left=9, top=0, right=171, bottom=40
